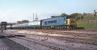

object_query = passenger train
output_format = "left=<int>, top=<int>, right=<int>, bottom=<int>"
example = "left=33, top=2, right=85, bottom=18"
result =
left=12, top=16, right=77, bottom=30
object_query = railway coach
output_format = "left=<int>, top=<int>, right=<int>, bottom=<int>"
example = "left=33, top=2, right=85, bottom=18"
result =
left=12, top=20, right=40, bottom=29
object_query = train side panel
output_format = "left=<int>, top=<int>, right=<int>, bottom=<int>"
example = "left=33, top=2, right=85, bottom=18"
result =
left=41, top=16, right=67, bottom=29
left=41, top=17, right=67, bottom=26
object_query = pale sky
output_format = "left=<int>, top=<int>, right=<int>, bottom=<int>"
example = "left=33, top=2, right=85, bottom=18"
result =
left=0, top=0, right=97, bottom=22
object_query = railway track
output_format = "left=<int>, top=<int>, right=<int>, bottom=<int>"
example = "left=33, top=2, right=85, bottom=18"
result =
left=1, top=31, right=66, bottom=50
left=11, top=35, right=97, bottom=50
left=24, top=33, right=97, bottom=45
left=5, top=30, right=97, bottom=50
left=16, top=37, right=65, bottom=50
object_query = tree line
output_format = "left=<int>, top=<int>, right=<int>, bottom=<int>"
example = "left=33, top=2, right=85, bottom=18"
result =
left=51, top=12, right=96, bottom=21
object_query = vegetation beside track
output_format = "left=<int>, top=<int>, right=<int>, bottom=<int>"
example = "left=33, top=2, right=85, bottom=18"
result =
left=77, top=15, right=97, bottom=29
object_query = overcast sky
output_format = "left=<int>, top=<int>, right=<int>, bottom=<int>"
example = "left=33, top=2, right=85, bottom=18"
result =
left=0, top=0, right=97, bottom=22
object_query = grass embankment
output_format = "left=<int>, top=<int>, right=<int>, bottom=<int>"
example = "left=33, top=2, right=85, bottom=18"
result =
left=77, top=16, right=97, bottom=29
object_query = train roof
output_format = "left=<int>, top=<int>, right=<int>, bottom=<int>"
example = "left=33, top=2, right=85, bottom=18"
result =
left=28, top=20, right=40, bottom=25
left=41, top=16, right=67, bottom=21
